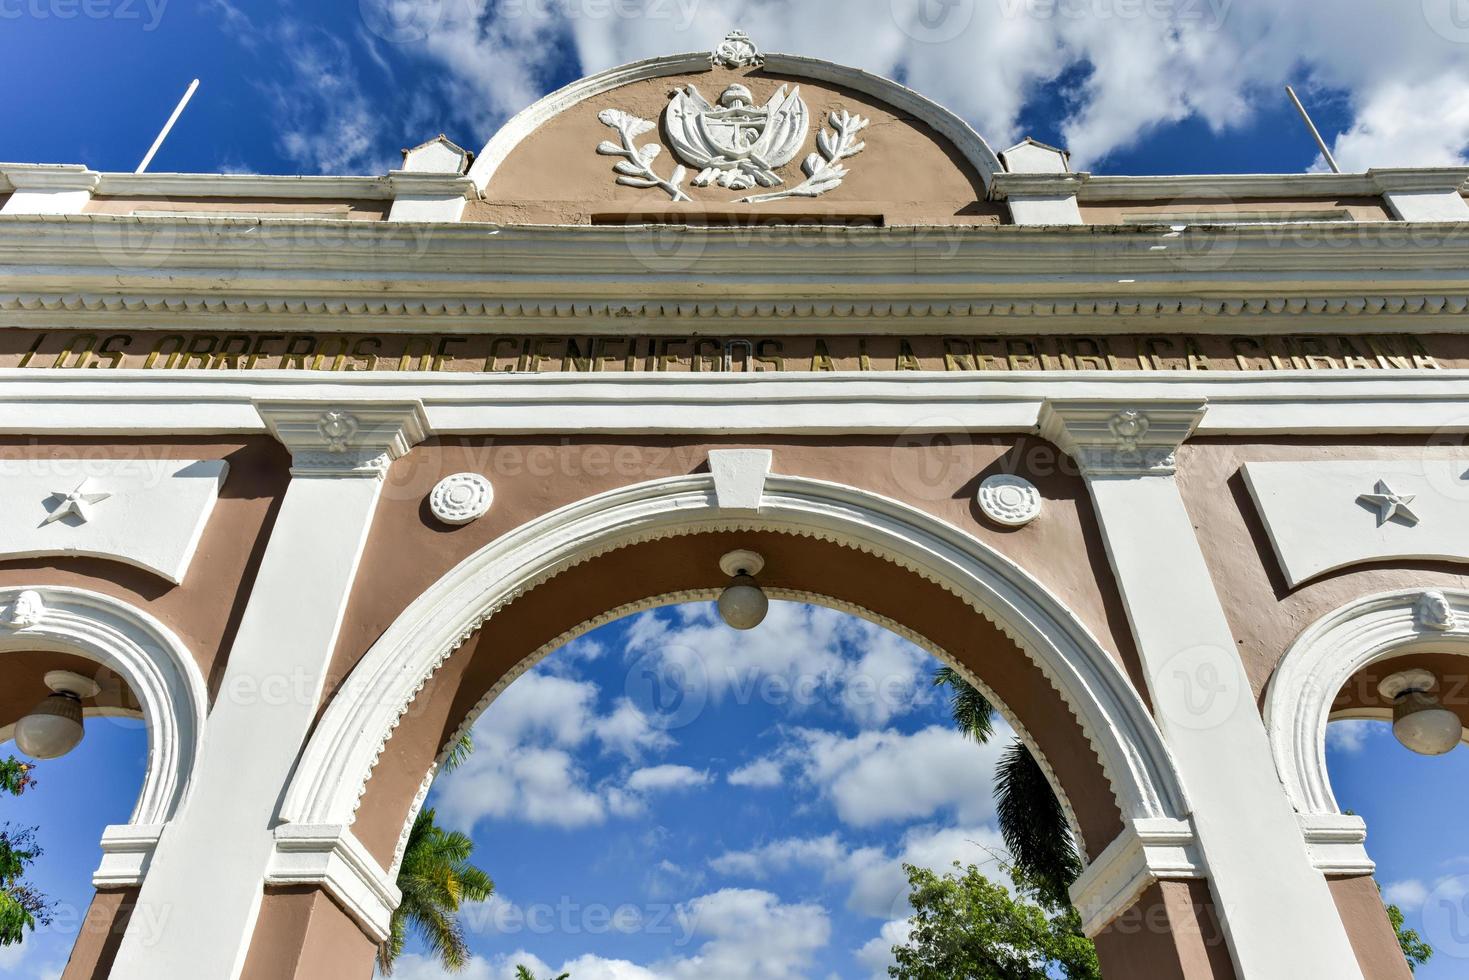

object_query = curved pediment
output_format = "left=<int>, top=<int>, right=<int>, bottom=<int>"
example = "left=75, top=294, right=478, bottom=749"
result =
left=465, top=31, right=1004, bottom=225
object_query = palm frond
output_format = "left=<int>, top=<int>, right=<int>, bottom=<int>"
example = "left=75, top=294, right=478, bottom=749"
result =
left=994, top=739, right=1082, bottom=907
left=932, top=666, right=996, bottom=743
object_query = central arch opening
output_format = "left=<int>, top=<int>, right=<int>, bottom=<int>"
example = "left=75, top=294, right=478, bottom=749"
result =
left=403, top=597, right=1042, bottom=978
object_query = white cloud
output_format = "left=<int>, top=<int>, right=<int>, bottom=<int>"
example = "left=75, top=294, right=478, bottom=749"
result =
left=1325, top=719, right=1384, bottom=754
left=1383, top=879, right=1429, bottom=907
left=789, top=724, right=1007, bottom=828
left=468, top=890, right=828, bottom=980
left=669, top=889, right=830, bottom=980
left=433, top=670, right=681, bottom=831
left=727, top=757, right=784, bottom=788
left=855, top=919, right=913, bottom=980
left=623, top=602, right=933, bottom=729
left=267, top=23, right=395, bottom=174
left=710, top=823, right=1011, bottom=921
left=384, top=0, right=1469, bottom=177
left=626, top=764, right=712, bottom=793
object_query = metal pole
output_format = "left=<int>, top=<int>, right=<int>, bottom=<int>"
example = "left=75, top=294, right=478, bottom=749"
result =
left=136, top=79, right=200, bottom=174
left=1285, top=84, right=1340, bottom=174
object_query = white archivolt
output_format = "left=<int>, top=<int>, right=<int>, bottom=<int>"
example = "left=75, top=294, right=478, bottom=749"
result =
left=280, top=473, right=1192, bottom=847
left=1266, top=588, right=1469, bottom=872
left=0, top=586, right=207, bottom=881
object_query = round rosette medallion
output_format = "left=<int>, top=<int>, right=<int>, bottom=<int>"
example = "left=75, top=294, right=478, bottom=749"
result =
left=977, top=475, right=1042, bottom=527
left=429, top=473, right=494, bottom=526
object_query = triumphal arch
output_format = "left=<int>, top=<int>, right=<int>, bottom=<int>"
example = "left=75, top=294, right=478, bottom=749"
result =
left=3, top=30, right=1469, bottom=979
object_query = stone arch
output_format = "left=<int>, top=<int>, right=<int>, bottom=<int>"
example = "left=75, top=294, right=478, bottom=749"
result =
left=1265, top=587, right=1469, bottom=872
left=280, top=473, right=1190, bottom=877
left=0, top=585, right=207, bottom=874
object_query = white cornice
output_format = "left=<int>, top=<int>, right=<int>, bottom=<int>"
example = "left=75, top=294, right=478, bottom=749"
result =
left=93, top=172, right=394, bottom=199
left=3, top=371, right=1469, bottom=437
left=990, top=172, right=1090, bottom=199
left=1077, top=168, right=1468, bottom=201
left=0, top=163, right=101, bottom=194
left=383, top=171, right=477, bottom=200
left=5, top=217, right=1469, bottom=332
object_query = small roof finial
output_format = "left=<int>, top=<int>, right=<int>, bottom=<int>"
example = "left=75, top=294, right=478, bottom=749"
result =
left=713, top=29, right=763, bottom=69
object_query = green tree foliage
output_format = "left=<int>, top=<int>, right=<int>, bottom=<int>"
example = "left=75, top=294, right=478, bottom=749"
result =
left=378, top=734, right=494, bottom=975
left=932, top=669, right=1080, bottom=903
left=1, top=757, right=50, bottom=946
left=377, top=807, right=496, bottom=974
left=889, top=861, right=1099, bottom=980
left=514, top=966, right=570, bottom=980
left=1385, top=898, right=1432, bottom=972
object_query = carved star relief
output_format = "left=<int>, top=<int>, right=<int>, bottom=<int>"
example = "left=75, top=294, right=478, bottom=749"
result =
left=43, top=479, right=111, bottom=526
left=1357, top=480, right=1420, bottom=527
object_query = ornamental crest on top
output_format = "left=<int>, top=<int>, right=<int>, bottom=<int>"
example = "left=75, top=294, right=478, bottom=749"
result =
left=595, top=31, right=869, bottom=205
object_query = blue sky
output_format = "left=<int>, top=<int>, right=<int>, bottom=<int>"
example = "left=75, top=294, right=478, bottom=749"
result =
left=4, top=601, right=1469, bottom=979
left=4, top=0, right=1469, bottom=178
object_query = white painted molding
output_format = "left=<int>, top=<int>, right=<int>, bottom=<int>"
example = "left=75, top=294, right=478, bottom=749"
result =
left=278, top=473, right=1191, bottom=846
left=266, top=824, right=401, bottom=941
left=7, top=372, right=1469, bottom=440
left=468, top=50, right=1002, bottom=194
left=989, top=173, right=1086, bottom=226
left=1037, top=399, right=1208, bottom=476
left=254, top=400, right=429, bottom=477
left=0, top=164, right=100, bottom=215
left=1371, top=168, right=1469, bottom=222
left=385, top=171, right=475, bottom=223
left=94, top=172, right=395, bottom=199
left=1300, top=812, right=1376, bottom=876
left=1074, top=168, right=1468, bottom=202
left=1265, top=588, right=1469, bottom=833
left=0, top=586, right=207, bottom=827
left=1243, top=461, right=1469, bottom=587
left=1069, top=817, right=1204, bottom=937
left=707, top=449, right=772, bottom=511
left=93, top=824, right=165, bottom=888
left=0, top=458, right=227, bottom=584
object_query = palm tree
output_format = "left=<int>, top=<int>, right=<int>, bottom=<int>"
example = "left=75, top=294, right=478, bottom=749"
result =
left=933, top=667, right=1081, bottom=907
left=515, top=967, right=570, bottom=980
left=378, top=734, right=495, bottom=975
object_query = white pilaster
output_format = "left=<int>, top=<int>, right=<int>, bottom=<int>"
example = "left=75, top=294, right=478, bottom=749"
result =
left=1039, top=399, right=1364, bottom=980
left=108, top=400, right=427, bottom=980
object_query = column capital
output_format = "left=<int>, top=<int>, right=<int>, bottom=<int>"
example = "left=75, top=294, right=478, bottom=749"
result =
left=1038, top=398, right=1206, bottom=476
left=254, top=400, right=429, bottom=477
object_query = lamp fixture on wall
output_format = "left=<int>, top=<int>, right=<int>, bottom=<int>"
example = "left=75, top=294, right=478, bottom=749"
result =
left=14, top=670, right=100, bottom=760
left=1378, top=668, right=1463, bottom=756
left=717, top=549, right=768, bottom=630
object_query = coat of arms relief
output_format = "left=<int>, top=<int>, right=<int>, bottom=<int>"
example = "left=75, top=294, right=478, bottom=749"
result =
left=596, top=31, right=870, bottom=205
